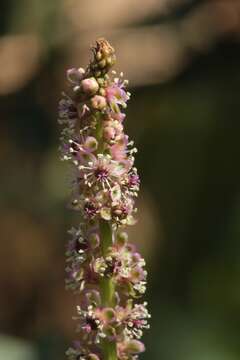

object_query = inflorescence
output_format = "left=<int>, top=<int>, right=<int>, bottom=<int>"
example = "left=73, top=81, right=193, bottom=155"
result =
left=59, top=38, right=150, bottom=360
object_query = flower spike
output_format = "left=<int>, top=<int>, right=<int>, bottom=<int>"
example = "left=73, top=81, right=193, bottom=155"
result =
left=59, top=38, right=150, bottom=360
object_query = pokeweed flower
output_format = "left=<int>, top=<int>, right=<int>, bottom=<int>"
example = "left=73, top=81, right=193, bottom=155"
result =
left=59, top=39, right=150, bottom=360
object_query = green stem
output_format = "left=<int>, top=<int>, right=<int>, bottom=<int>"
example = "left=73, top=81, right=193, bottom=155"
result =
left=101, top=339, right=117, bottom=360
left=99, top=220, right=117, bottom=360
left=95, top=112, right=104, bottom=153
left=100, top=220, right=112, bottom=256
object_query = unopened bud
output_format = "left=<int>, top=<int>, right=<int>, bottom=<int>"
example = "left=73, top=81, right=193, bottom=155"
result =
left=101, top=308, right=116, bottom=322
left=84, top=136, right=98, bottom=152
left=96, top=51, right=102, bottom=61
left=104, top=126, right=115, bottom=140
left=89, top=232, right=100, bottom=248
left=97, top=78, right=105, bottom=86
left=81, top=77, right=99, bottom=95
left=100, top=207, right=111, bottom=220
left=91, top=95, right=107, bottom=110
left=98, top=59, right=106, bottom=69
left=124, top=340, right=145, bottom=354
left=67, top=68, right=84, bottom=83
left=116, top=231, right=128, bottom=246
left=99, top=88, right=106, bottom=96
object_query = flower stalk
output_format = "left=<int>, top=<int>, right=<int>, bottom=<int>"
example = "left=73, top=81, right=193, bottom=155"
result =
left=100, top=220, right=115, bottom=307
left=59, top=38, right=150, bottom=360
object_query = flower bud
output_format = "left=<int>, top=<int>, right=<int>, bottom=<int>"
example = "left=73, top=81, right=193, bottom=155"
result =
left=91, top=95, right=107, bottom=110
left=100, top=207, right=111, bottom=220
left=106, top=55, right=116, bottom=66
left=99, top=87, right=106, bottom=96
left=103, top=126, right=115, bottom=140
left=81, top=77, right=99, bottom=95
left=85, top=290, right=101, bottom=306
left=89, top=232, right=100, bottom=248
left=101, top=308, right=116, bottom=322
left=84, top=136, right=98, bottom=152
left=103, top=324, right=116, bottom=338
left=96, top=51, right=102, bottom=61
left=98, top=59, right=106, bottom=69
left=97, top=77, right=105, bottom=86
left=124, top=340, right=145, bottom=354
left=111, top=184, right=121, bottom=202
left=116, top=231, right=128, bottom=246
left=67, top=68, right=84, bottom=83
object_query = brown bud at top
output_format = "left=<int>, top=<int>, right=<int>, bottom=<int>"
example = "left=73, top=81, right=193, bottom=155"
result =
left=90, top=38, right=116, bottom=77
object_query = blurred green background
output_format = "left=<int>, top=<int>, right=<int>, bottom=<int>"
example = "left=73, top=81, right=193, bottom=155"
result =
left=0, top=0, right=240, bottom=359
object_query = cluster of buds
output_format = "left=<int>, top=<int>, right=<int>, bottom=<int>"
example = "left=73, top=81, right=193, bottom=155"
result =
left=59, top=39, right=150, bottom=360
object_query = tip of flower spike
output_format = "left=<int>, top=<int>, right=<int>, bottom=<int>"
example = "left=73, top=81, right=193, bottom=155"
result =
left=90, top=38, right=116, bottom=77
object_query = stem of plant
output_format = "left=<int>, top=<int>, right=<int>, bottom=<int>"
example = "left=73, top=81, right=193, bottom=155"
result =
left=99, top=220, right=117, bottom=360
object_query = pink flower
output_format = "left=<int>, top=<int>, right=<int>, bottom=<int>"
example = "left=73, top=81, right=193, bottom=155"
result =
left=105, top=81, right=129, bottom=113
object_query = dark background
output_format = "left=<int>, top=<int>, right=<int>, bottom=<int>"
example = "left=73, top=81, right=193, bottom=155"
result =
left=0, top=0, right=240, bottom=359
